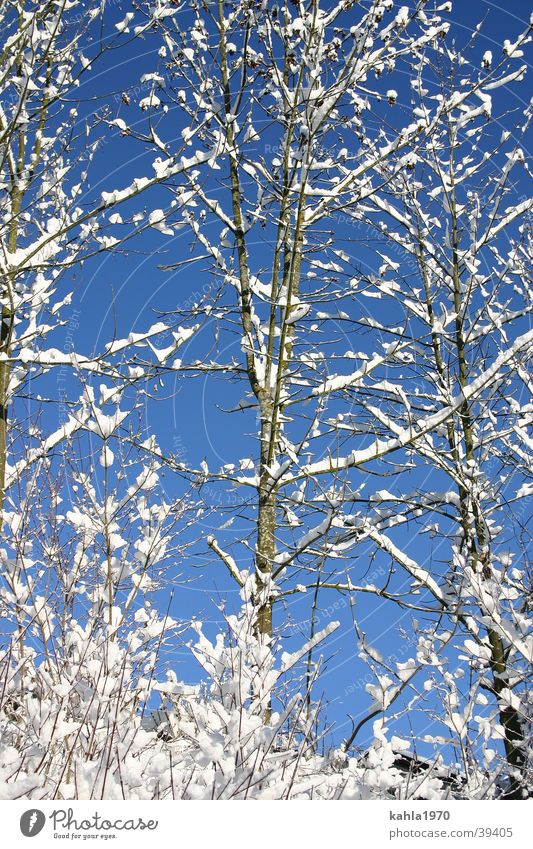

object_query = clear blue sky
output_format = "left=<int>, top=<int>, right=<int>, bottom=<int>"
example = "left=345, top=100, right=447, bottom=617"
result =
left=33, top=0, right=532, bottom=755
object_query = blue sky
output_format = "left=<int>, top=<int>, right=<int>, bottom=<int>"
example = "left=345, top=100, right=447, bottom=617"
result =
left=22, top=0, right=531, bottom=756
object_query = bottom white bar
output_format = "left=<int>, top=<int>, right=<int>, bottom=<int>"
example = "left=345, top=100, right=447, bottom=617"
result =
left=2, top=799, right=530, bottom=849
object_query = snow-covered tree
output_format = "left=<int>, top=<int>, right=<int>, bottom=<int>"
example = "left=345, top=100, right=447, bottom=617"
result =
left=0, top=0, right=208, bottom=800
left=335, top=24, right=532, bottom=797
left=117, top=0, right=531, bottom=796
left=0, top=0, right=211, bottom=522
left=118, top=0, right=455, bottom=639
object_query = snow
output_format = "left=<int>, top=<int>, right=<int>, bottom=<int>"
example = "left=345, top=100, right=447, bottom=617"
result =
left=114, top=12, right=133, bottom=33
left=148, top=208, right=173, bottom=235
left=0, top=0, right=530, bottom=805
left=297, top=328, right=533, bottom=481
left=105, top=322, right=171, bottom=354
left=139, top=94, right=161, bottom=110
left=99, top=445, right=114, bottom=468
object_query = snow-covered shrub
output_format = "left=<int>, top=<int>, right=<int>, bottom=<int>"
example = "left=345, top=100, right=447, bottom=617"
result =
left=0, top=591, right=473, bottom=800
